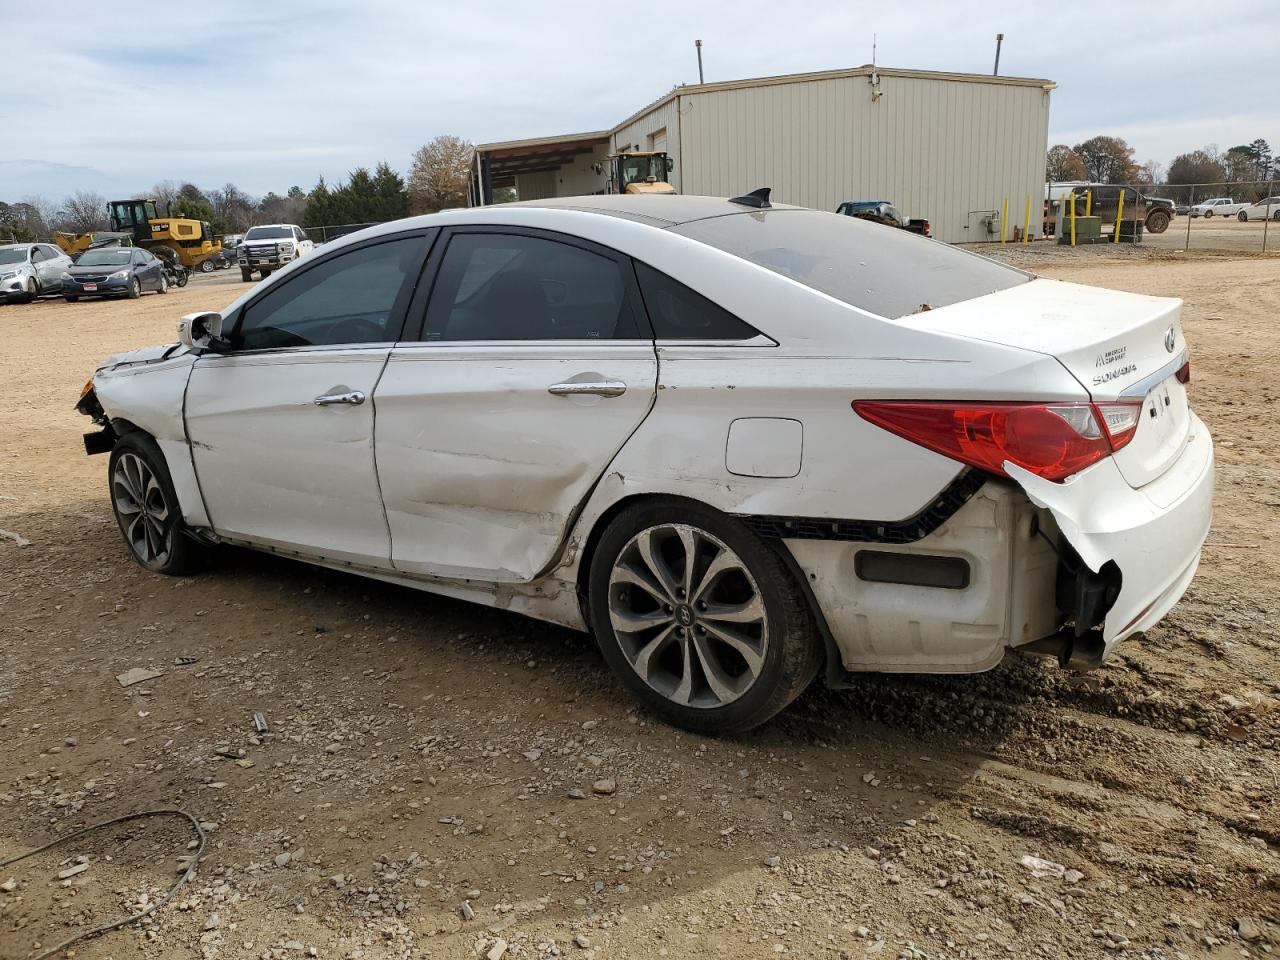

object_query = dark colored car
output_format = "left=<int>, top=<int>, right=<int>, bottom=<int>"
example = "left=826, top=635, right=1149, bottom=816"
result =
left=64, top=247, right=169, bottom=302
left=835, top=200, right=931, bottom=237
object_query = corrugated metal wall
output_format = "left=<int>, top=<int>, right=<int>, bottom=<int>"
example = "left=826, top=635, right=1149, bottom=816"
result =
left=611, top=97, right=684, bottom=193
left=674, top=73, right=1050, bottom=243
left=515, top=170, right=558, bottom=200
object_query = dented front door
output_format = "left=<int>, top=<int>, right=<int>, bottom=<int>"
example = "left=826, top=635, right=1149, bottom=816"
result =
left=373, top=342, right=657, bottom=582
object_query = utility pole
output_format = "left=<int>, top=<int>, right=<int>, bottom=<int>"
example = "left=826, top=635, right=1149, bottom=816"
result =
left=695, top=39, right=704, bottom=84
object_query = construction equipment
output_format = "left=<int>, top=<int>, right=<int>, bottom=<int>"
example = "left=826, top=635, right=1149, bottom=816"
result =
left=602, top=152, right=676, bottom=195
left=54, top=200, right=222, bottom=270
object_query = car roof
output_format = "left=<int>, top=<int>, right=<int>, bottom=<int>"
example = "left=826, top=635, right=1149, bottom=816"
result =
left=501, top=194, right=806, bottom=227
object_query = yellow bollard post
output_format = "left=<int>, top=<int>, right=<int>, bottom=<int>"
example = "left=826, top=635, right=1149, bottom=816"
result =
left=1068, top=190, right=1076, bottom=247
left=1001, top=196, right=1008, bottom=244
left=1024, top=194, right=1031, bottom=244
left=1085, top=190, right=1092, bottom=217
left=1114, top=188, right=1125, bottom=244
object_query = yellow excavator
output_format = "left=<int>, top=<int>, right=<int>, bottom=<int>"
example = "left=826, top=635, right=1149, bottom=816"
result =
left=604, top=152, right=676, bottom=195
left=54, top=199, right=222, bottom=270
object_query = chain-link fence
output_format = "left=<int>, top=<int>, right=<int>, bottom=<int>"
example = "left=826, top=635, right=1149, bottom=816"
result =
left=301, top=222, right=381, bottom=244
left=1045, top=180, right=1279, bottom=253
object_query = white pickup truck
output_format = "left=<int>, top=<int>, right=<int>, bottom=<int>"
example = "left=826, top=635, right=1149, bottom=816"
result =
left=237, top=224, right=314, bottom=281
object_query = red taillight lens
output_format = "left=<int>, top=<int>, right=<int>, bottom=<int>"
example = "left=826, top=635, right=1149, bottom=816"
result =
left=853, top=400, right=1143, bottom=483
left=1175, top=361, right=1191, bottom=384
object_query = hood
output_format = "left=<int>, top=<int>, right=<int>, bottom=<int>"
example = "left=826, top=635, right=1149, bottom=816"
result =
left=97, top=343, right=188, bottom=372
left=0, top=262, right=33, bottom=274
left=71, top=261, right=132, bottom=274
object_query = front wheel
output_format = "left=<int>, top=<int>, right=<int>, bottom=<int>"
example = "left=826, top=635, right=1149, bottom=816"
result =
left=1146, top=210, right=1170, bottom=233
left=21, top=277, right=37, bottom=303
left=1238, top=210, right=1248, bottom=222
left=127, top=276, right=142, bottom=299
left=199, top=258, right=216, bottom=273
left=260, top=268, right=272, bottom=279
left=108, top=433, right=210, bottom=575
left=588, top=500, right=821, bottom=734
left=1203, top=209, right=1214, bottom=218
left=241, top=268, right=253, bottom=282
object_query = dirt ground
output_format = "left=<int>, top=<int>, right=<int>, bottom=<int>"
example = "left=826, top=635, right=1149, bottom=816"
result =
left=1, top=252, right=1277, bottom=960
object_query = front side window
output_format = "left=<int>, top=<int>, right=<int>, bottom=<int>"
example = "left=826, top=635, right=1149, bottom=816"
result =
left=634, top=261, right=759, bottom=340
left=236, top=236, right=430, bottom=350
left=673, top=210, right=1031, bottom=320
left=31, top=246, right=48, bottom=262
left=422, top=233, right=642, bottom=341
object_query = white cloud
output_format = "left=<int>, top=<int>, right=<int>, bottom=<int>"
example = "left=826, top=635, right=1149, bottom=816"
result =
left=2, top=0, right=1276, bottom=202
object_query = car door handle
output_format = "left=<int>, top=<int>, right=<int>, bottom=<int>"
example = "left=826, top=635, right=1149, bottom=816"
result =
left=314, top=390, right=366, bottom=406
left=547, top=380, right=627, bottom=398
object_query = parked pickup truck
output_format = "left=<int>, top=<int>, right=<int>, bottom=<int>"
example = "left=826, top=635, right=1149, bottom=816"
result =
left=1044, top=184, right=1175, bottom=236
left=238, top=224, right=314, bottom=281
left=836, top=200, right=931, bottom=237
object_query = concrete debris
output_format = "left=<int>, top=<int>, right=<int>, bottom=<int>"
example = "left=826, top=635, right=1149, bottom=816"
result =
left=116, top=667, right=163, bottom=687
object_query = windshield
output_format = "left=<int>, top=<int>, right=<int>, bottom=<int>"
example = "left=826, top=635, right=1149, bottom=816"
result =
left=76, top=249, right=133, bottom=266
left=0, top=248, right=29, bottom=265
left=619, top=155, right=664, bottom=185
left=673, top=209, right=1031, bottom=319
left=245, top=226, right=293, bottom=240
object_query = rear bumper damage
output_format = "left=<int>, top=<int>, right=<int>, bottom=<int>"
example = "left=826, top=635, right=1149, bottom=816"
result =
left=1007, top=411, right=1214, bottom=657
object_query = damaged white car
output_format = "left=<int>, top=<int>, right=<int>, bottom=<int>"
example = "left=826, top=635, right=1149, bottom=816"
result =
left=76, top=192, right=1214, bottom=733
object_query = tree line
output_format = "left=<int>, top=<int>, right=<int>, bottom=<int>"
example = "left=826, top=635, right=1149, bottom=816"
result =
left=1, top=135, right=492, bottom=243
left=1047, top=136, right=1276, bottom=191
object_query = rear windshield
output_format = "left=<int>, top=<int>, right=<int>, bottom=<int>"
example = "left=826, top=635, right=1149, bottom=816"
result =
left=672, top=210, right=1031, bottom=319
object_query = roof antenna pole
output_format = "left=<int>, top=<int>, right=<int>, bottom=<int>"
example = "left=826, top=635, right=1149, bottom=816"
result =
left=695, top=39, right=704, bottom=84
left=993, top=33, right=1004, bottom=76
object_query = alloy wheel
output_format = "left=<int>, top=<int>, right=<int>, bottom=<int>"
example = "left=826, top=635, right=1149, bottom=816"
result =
left=112, top=452, right=171, bottom=566
left=607, top=523, right=768, bottom=709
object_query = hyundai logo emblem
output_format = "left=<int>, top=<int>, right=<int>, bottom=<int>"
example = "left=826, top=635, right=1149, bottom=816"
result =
left=1164, top=326, right=1176, bottom=353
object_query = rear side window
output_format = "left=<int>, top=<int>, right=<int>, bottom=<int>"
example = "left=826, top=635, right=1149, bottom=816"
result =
left=236, top=236, right=430, bottom=350
left=634, top=261, right=759, bottom=340
left=422, top=232, right=642, bottom=340
left=673, top=210, right=1031, bottom=319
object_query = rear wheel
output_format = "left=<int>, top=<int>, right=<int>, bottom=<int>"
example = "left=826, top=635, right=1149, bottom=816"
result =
left=157, top=273, right=169, bottom=294
left=199, top=258, right=216, bottom=273
left=588, top=499, right=821, bottom=734
left=1146, top=209, right=1170, bottom=233
left=108, top=432, right=210, bottom=575
left=1273, top=210, right=1280, bottom=221
left=127, top=276, right=142, bottom=299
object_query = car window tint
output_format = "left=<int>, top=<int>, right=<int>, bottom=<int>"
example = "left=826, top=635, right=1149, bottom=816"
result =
left=237, top=236, right=429, bottom=350
left=673, top=210, right=1031, bottom=320
left=634, top=261, right=760, bottom=340
left=423, top=233, right=641, bottom=341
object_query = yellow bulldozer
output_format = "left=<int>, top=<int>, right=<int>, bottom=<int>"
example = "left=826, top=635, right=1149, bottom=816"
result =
left=603, top=152, right=676, bottom=195
left=54, top=199, right=222, bottom=270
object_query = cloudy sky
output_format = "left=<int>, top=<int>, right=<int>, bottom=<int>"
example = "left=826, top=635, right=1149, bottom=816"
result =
left=1, top=0, right=1275, bottom=204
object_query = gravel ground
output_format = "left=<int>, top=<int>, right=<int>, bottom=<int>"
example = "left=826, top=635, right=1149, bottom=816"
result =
left=0, top=253, right=1277, bottom=960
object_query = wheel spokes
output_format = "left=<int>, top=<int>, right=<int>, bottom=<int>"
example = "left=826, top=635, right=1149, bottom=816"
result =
left=700, top=596, right=765, bottom=625
left=636, top=528, right=681, bottom=601
left=630, top=623, right=679, bottom=680
left=692, top=633, right=739, bottom=703
left=690, top=546, right=743, bottom=604
left=700, top=620, right=766, bottom=677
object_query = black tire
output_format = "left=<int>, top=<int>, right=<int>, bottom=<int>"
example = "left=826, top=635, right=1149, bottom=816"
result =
left=1238, top=210, right=1248, bottom=222
left=1273, top=210, right=1280, bottom=221
left=107, top=432, right=210, bottom=575
left=64, top=296, right=78, bottom=303
left=587, top=498, right=821, bottom=734
left=1146, top=209, right=1170, bottom=233
left=199, top=258, right=216, bottom=273
left=157, top=273, right=170, bottom=294
left=21, top=277, right=37, bottom=303
left=176, top=269, right=189, bottom=288
left=1203, top=209, right=1214, bottom=218
left=127, top=276, right=142, bottom=299
left=261, top=268, right=272, bottom=279
left=241, top=268, right=253, bottom=282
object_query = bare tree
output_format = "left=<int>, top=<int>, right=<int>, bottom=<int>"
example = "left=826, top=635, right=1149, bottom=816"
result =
left=151, top=180, right=180, bottom=215
left=60, top=191, right=108, bottom=233
left=408, top=135, right=474, bottom=214
left=1138, top=160, right=1164, bottom=184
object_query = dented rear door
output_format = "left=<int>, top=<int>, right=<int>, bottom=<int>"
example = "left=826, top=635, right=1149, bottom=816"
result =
left=375, top=228, right=657, bottom=583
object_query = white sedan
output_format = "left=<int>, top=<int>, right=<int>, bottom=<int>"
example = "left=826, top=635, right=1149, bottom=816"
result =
left=76, top=193, right=1214, bottom=732
left=1237, top=197, right=1280, bottom=221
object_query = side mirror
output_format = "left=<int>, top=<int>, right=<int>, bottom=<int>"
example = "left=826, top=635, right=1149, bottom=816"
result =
left=177, top=311, right=227, bottom=351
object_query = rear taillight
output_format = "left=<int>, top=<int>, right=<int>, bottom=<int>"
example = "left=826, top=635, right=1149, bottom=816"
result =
left=853, top=400, right=1143, bottom=483
left=1175, top=361, right=1191, bottom=384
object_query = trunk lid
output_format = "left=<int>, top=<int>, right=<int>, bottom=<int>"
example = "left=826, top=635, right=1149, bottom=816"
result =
left=895, top=277, right=1190, bottom=489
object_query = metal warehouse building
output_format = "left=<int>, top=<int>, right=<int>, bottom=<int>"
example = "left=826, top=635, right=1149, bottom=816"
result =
left=474, top=65, right=1055, bottom=244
